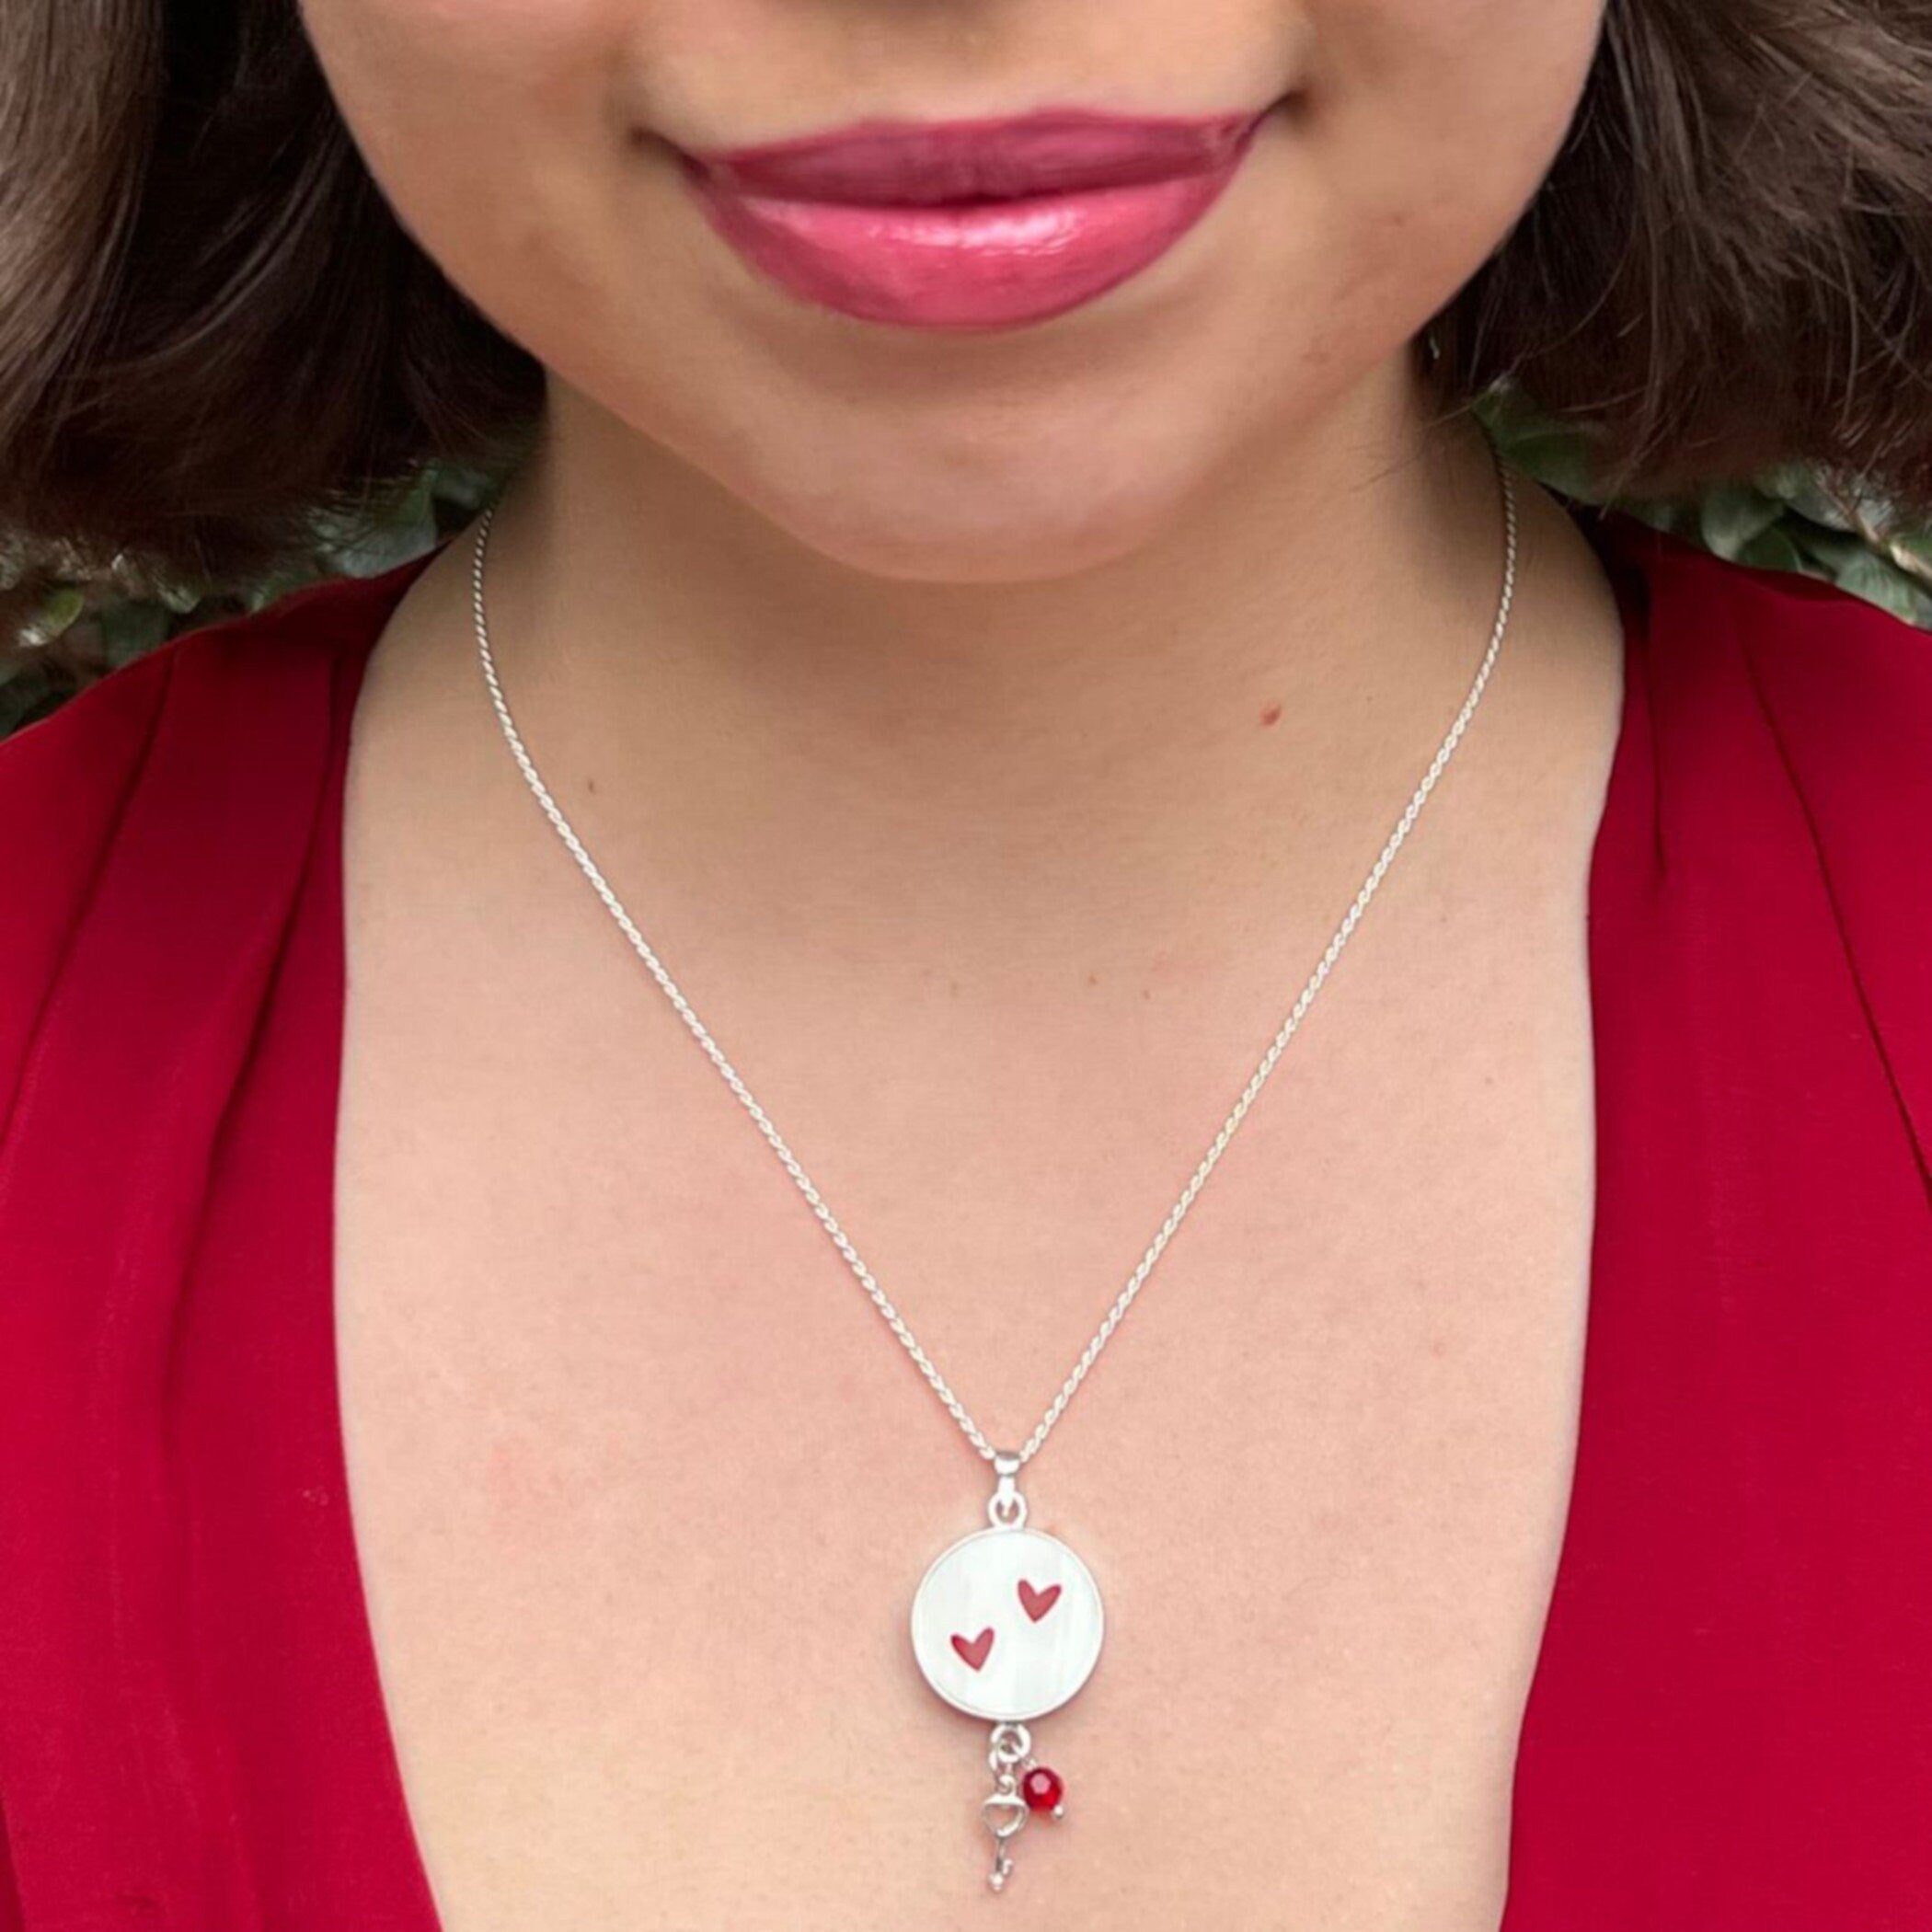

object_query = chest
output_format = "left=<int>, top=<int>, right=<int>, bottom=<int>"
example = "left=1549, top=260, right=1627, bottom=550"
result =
left=330, top=830, right=1598, bottom=1932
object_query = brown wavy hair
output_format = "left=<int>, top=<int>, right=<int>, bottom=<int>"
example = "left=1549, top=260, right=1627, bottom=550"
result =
left=3, top=0, right=1931, bottom=589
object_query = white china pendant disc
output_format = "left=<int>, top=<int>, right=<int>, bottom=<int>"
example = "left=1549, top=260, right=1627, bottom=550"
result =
left=910, top=1526, right=1105, bottom=1722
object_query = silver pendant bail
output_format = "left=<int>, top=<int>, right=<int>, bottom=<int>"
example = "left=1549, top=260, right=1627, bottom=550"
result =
left=988, top=1449, right=1028, bottom=1530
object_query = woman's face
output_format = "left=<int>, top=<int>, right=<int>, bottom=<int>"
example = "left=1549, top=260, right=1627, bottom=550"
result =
left=299, top=0, right=1606, bottom=581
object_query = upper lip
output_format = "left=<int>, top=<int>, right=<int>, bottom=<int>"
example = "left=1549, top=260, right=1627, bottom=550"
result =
left=678, top=105, right=1271, bottom=206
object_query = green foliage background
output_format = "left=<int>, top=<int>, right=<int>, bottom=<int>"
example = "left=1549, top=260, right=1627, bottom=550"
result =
left=4, top=385, right=1930, bottom=742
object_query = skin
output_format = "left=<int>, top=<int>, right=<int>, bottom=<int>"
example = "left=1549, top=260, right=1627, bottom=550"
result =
left=302, top=0, right=1627, bottom=1925
left=299, top=0, right=1603, bottom=582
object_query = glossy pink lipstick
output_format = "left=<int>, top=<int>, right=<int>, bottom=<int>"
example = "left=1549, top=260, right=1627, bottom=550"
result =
left=676, top=106, right=1270, bottom=330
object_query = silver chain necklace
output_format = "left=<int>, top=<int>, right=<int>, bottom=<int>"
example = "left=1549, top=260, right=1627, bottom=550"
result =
left=471, top=441, right=1519, bottom=1892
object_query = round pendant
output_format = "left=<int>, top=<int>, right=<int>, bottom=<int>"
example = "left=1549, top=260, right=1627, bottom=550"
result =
left=910, top=1524, right=1104, bottom=1722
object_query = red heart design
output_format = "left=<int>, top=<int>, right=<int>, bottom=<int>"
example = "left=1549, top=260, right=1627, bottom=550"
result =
left=951, top=1627, right=995, bottom=1671
left=1018, top=1579, right=1062, bottom=1623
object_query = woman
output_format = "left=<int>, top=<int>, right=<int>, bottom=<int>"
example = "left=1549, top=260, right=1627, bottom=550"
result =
left=1, top=0, right=1928, bottom=1925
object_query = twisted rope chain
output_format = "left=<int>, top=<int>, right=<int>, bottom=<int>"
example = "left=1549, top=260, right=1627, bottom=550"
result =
left=472, top=446, right=1519, bottom=1470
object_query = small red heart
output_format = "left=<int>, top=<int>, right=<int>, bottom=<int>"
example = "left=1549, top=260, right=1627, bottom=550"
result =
left=951, top=1627, right=995, bottom=1671
left=1018, top=1579, right=1062, bottom=1623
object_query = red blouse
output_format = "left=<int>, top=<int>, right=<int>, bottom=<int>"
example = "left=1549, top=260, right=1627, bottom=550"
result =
left=1, top=501, right=1928, bottom=1929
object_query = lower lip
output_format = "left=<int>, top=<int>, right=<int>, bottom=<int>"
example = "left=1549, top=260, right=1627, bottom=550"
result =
left=677, top=119, right=1266, bottom=332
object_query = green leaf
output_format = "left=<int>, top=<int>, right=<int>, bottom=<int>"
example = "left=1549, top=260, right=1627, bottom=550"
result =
left=1734, top=523, right=1816, bottom=581
left=1829, top=549, right=1932, bottom=627
left=1696, top=484, right=1786, bottom=558
left=30, top=585, right=87, bottom=642
left=96, top=598, right=175, bottom=661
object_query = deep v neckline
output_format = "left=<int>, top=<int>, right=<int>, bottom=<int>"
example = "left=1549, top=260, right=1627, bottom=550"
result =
left=306, top=494, right=1657, bottom=1929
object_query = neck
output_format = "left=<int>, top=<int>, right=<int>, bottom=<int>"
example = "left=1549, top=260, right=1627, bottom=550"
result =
left=474, top=359, right=1526, bottom=979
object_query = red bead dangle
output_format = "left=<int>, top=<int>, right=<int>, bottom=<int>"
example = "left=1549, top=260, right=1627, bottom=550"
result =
left=983, top=1722, right=1071, bottom=1891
